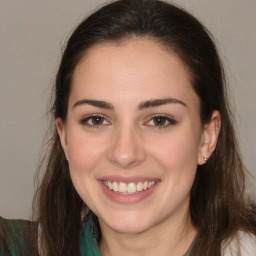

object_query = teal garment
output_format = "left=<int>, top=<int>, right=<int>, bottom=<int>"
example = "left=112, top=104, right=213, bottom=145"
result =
left=80, top=212, right=102, bottom=256
left=0, top=213, right=103, bottom=256
left=1, top=212, right=190, bottom=256
left=0, top=217, right=38, bottom=256
left=80, top=212, right=191, bottom=256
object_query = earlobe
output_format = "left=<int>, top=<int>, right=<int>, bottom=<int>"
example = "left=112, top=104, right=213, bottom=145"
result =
left=56, top=118, right=68, bottom=156
left=198, top=111, right=221, bottom=165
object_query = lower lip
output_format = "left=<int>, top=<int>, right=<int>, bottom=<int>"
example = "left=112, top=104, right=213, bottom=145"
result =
left=99, top=181, right=159, bottom=204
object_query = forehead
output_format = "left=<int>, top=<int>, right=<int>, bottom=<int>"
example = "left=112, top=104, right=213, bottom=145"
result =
left=70, top=38, right=199, bottom=110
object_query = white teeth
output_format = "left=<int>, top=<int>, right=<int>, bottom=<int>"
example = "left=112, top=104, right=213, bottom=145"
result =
left=104, top=180, right=156, bottom=194
left=119, top=182, right=127, bottom=193
left=137, top=182, right=143, bottom=192
left=143, top=181, right=148, bottom=190
left=113, top=182, right=119, bottom=192
left=148, top=181, right=155, bottom=188
left=127, top=183, right=136, bottom=194
left=107, top=181, right=113, bottom=190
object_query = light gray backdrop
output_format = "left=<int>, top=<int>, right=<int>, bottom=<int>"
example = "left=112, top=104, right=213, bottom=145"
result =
left=1, top=0, right=255, bottom=219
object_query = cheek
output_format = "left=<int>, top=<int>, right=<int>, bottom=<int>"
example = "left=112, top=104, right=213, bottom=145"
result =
left=151, top=131, right=200, bottom=207
left=66, top=130, right=106, bottom=178
left=152, top=132, right=200, bottom=166
left=147, top=126, right=201, bottom=184
left=65, top=132, right=105, bottom=207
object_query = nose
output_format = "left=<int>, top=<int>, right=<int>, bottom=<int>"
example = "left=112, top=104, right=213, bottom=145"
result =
left=107, top=124, right=146, bottom=169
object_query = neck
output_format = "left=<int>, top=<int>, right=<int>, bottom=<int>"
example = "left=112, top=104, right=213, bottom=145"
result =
left=99, top=210, right=196, bottom=256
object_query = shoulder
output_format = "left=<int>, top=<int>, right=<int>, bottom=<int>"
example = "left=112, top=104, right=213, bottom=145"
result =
left=222, top=231, right=256, bottom=256
left=0, top=216, right=38, bottom=256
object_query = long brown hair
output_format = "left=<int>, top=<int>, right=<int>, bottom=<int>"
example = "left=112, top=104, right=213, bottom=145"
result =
left=33, top=0, right=256, bottom=255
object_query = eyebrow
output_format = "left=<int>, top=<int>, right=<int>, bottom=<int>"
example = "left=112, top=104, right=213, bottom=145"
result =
left=138, top=98, right=187, bottom=110
left=73, top=99, right=114, bottom=110
left=73, top=97, right=187, bottom=110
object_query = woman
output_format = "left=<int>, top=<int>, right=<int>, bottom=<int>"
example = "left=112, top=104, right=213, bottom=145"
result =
left=1, top=0, right=256, bottom=255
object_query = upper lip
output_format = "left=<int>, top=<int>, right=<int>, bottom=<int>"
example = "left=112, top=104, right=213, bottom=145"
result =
left=98, top=176, right=160, bottom=183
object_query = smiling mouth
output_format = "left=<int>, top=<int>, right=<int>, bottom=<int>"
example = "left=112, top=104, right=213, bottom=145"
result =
left=102, top=180, right=157, bottom=194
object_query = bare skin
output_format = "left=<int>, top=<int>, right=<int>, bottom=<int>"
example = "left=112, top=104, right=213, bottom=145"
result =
left=56, top=38, right=220, bottom=256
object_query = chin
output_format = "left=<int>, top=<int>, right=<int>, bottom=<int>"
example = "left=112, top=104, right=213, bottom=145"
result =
left=108, top=221, right=150, bottom=234
left=98, top=210, right=156, bottom=234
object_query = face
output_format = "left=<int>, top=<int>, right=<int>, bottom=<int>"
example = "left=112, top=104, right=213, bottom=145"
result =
left=57, top=39, right=216, bottom=234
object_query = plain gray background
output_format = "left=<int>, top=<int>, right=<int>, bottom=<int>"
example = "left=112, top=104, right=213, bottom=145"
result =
left=1, top=0, right=255, bottom=219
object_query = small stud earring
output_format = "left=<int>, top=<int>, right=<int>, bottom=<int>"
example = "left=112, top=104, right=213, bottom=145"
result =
left=204, top=157, right=208, bottom=162
left=65, top=152, right=69, bottom=161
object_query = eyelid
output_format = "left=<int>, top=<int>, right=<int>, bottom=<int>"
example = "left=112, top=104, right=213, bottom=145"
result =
left=80, top=114, right=111, bottom=127
left=79, top=113, right=177, bottom=128
left=144, top=114, right=177, bottom=128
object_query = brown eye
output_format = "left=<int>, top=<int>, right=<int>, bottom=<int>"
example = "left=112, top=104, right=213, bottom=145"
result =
left=153, top=116, right=168, bottom=126
left=91, top=116, right=104, bottom=125
left=146, top=115, right=177, bottom=128
left=81, top=115, right=110, bottom=127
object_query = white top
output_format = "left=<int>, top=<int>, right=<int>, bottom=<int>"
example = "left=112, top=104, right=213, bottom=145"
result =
left=222, top=231, right=256, bottom=256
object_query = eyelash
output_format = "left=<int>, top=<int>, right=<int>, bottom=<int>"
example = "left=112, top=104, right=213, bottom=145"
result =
left=80, top=114, right=177, bottom=128
left=80, top=115, right=110, bottom=128
left=144, top=115, right=177, bottom=128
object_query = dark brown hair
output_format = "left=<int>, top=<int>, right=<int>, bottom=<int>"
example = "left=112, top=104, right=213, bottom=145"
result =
left=33, top=0, right=256, bottom=255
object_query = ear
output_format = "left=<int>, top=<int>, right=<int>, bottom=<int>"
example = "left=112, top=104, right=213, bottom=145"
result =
left=198, top=111, right=221, bottom=165
left=56, top=118, right=68, bottom=159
